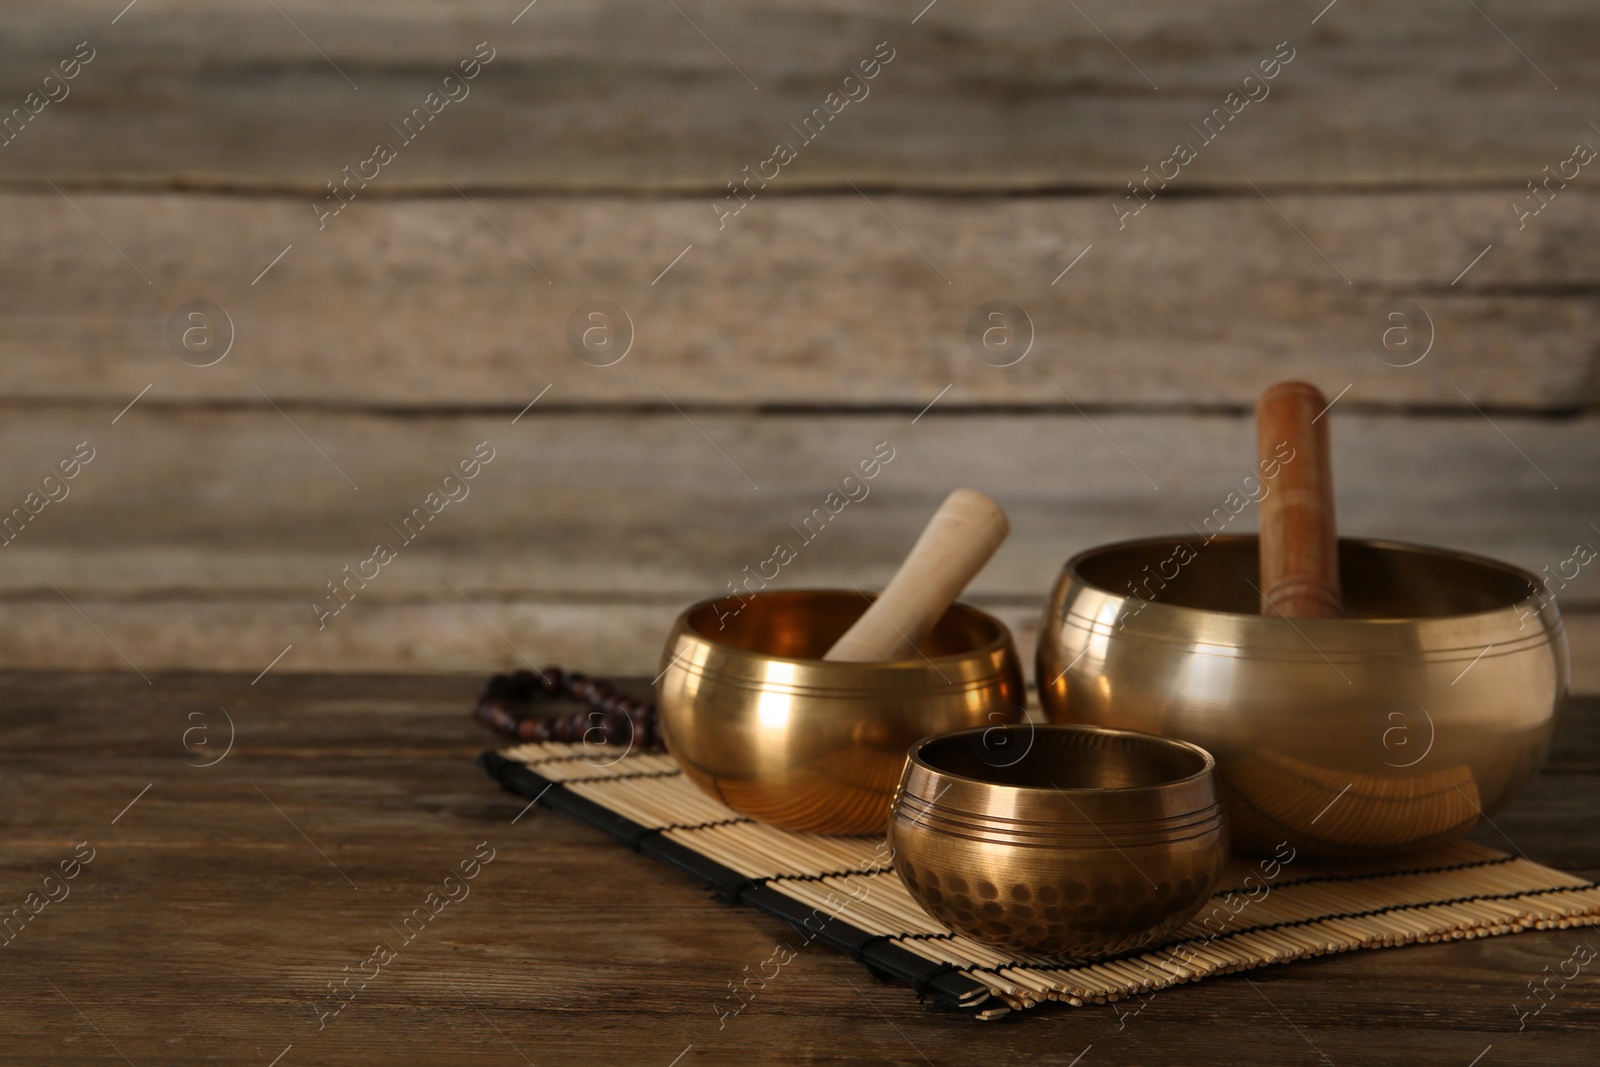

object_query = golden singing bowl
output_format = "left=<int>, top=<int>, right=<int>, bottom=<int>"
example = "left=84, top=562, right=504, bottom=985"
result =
left=888, top=724, right=1227, bottom=958
left=656, top=590, right=1026, bottom=835
left=1038, top=536, right=1569, bottom=859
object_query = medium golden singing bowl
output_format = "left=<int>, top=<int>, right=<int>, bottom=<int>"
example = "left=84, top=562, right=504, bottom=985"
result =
left=1038, top=536, right=1569, bottom=859
left=889, top=725, right=1227, bottom=958
left=656, top=590, right=1025, bottom=835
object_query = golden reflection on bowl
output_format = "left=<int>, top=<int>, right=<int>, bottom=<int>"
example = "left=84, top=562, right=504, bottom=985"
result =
left=1037, top=536, right=1567, bottom=858
left=658, top=590, right=1026, bottom=835
left=889, top=724, right=1227, bottom=957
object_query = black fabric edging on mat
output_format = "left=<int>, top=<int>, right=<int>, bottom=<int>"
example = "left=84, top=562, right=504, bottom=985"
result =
left=478, top=750, right=1000, bottom=1018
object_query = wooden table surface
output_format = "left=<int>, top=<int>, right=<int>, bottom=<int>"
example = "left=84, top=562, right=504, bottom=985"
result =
left=3, top=671, right=1595, bottom=1066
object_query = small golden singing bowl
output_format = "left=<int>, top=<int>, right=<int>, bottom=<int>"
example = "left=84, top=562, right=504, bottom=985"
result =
left=889, top=724, right=1227, bottom=958
left=656, top=590, right=1026, bottom=835
left=1038, top=536, right=1569, bottom=859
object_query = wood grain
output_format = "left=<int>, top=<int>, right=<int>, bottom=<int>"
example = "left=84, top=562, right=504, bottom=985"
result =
left=0, top=406, right=1592, bottom=678
left=1, top=407, right=1588, bottom=592
left=0, top=671, right=1594, bottom=1065
left=2, top=1, right=1595, bottom=687
left=7, top=598, right=1600, bottom=695
left=2, top=190, right=1595, bottom=409
left=1, top=2, right=1597, bottom=191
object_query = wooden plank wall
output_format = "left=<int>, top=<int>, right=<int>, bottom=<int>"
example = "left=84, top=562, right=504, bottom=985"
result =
left=1, top=1, right=1596, bottom=688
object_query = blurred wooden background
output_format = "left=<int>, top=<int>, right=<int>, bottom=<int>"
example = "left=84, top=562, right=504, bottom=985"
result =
left=1, top=0, right=1596, bottom=687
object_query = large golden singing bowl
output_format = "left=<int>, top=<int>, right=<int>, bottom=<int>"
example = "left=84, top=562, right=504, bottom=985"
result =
left=1038, top=536, right=1569, bottom=859
left=889, top=725, right=1227, bottom=958
left=656, top=590, right=1025, bottom=835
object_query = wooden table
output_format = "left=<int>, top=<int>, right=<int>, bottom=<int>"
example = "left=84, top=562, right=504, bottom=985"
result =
left=3, top=671, right=1595, bottom=1065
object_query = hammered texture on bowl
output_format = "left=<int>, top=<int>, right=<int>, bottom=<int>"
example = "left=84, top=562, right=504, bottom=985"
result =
left=894, top=840, right=1226, bottom=958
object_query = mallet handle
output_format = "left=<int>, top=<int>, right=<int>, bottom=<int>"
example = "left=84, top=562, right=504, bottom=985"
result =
left=824, top=488, right=1009, bottom=662
left=1256, top=381, right=1342, bottom=618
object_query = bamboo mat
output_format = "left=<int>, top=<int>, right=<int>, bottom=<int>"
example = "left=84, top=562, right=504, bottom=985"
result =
left=479, top=743, right=1600, bottom=1020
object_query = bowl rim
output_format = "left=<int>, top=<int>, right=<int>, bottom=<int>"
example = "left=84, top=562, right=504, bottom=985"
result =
left=674, top=588, right=1017, bottom=668
left=1062, top=533, right=1550, bottom=626
left=905, top=723, right=1218, bottom=798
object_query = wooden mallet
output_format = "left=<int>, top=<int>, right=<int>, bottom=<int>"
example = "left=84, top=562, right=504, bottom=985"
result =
left=824, top=488, right=1010, bottom=662
left=1256, top=380, right=1342, bottom=618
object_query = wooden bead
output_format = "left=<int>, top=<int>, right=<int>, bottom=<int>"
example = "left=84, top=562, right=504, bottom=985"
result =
left=603, top=709, right=630, bottom=744
left=474, top=704, right=513, bottom=735
left=471, top=664, right=662, bottom=751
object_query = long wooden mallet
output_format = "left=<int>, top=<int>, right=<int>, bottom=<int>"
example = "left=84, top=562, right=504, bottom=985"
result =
left=824, top=488, right=1010, bottom=662
left=1256, top=381, right=1342, bottom=618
